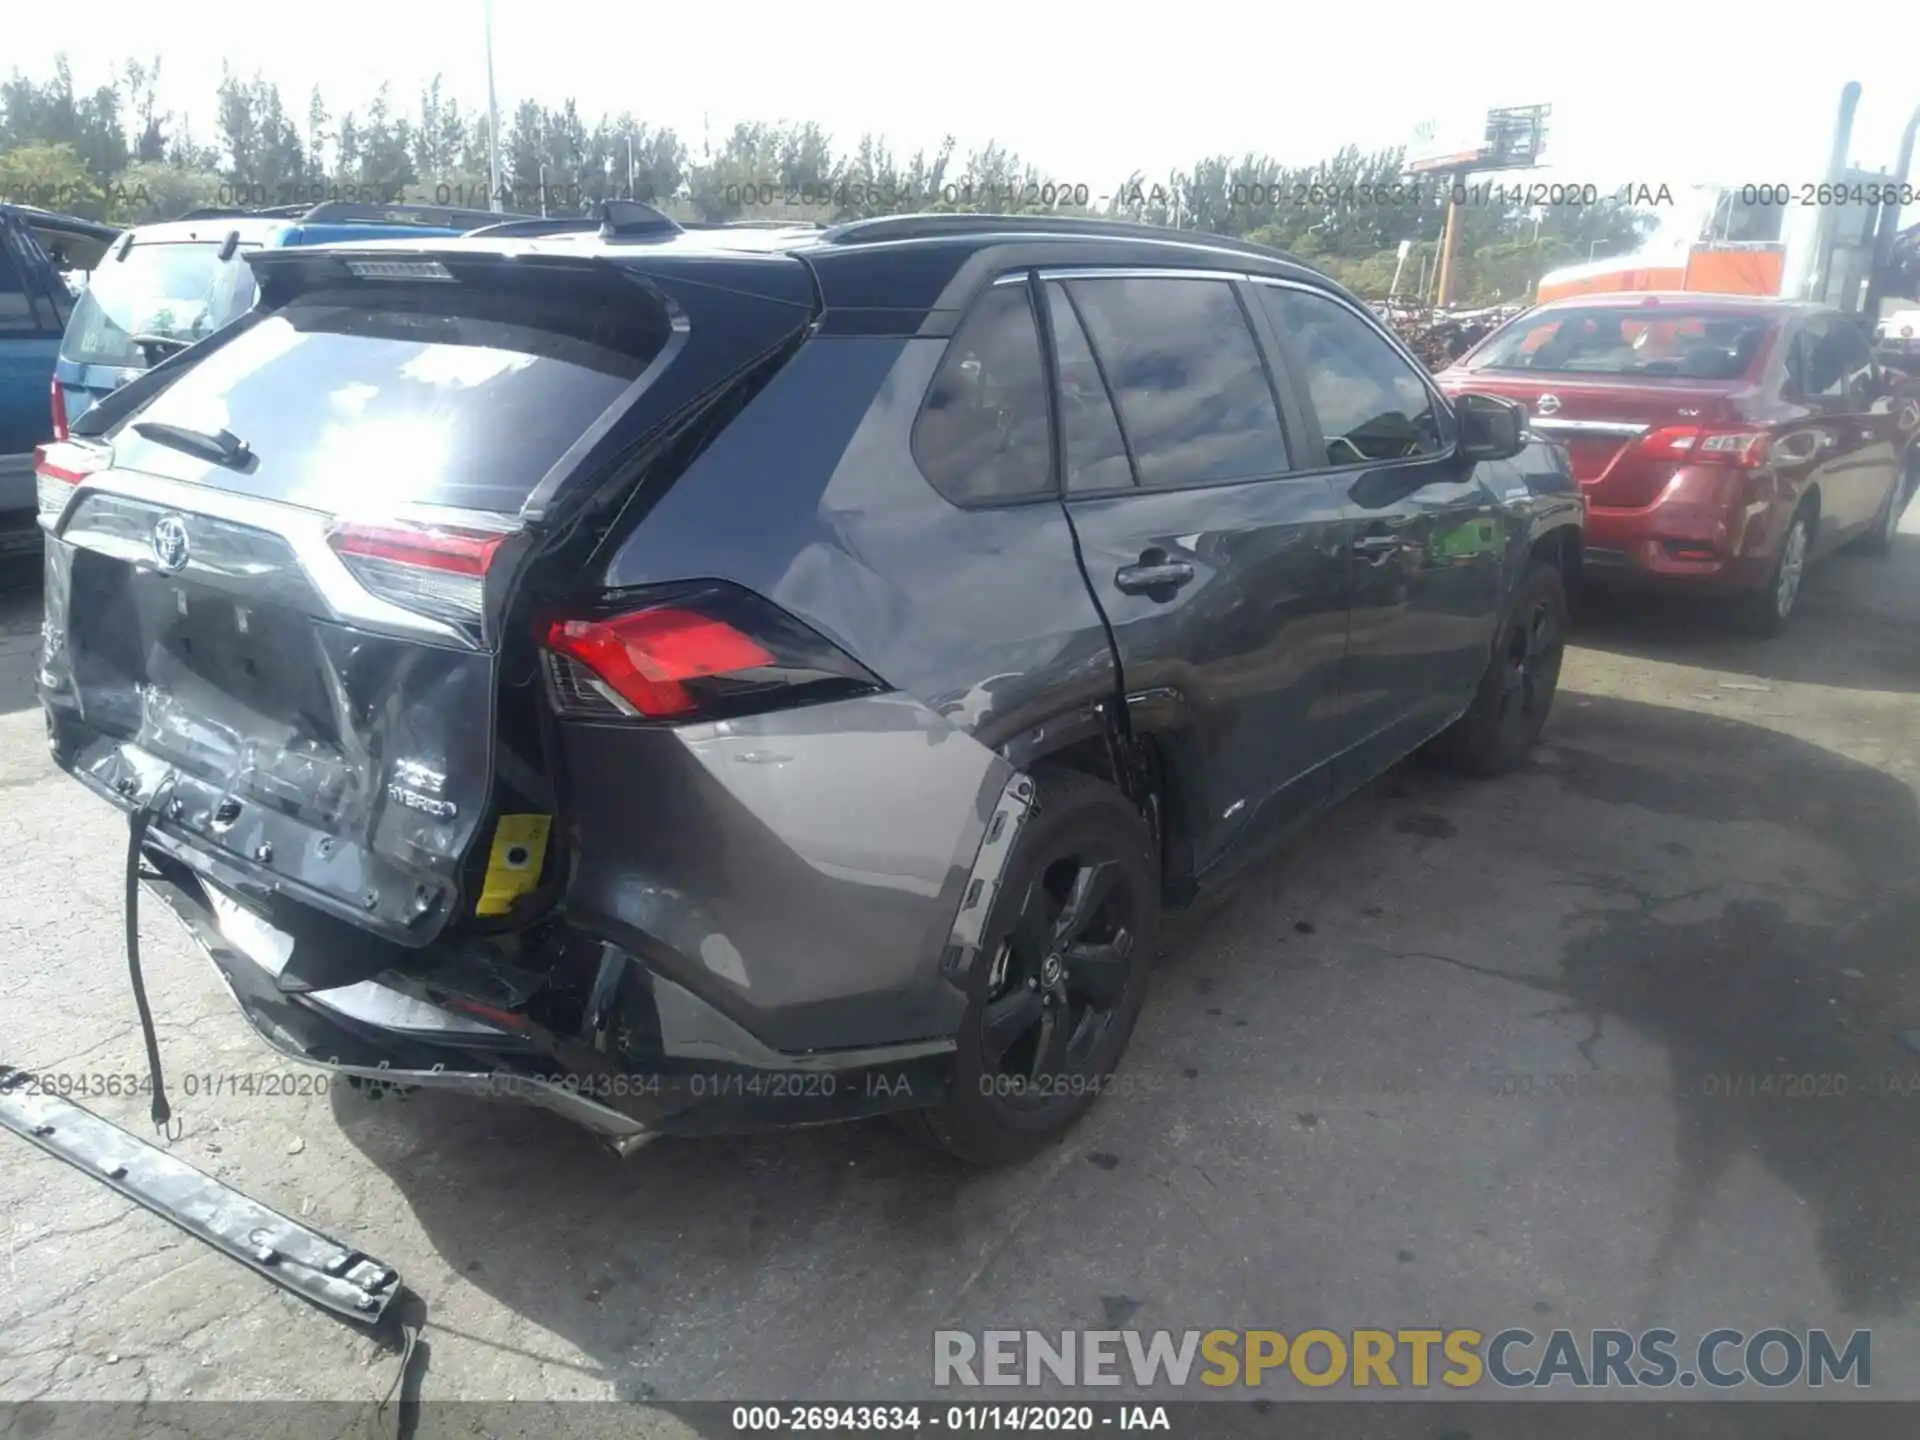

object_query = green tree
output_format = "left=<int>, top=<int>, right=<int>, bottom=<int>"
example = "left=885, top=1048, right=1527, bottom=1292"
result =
left=0, top=141, right=98, bottom=215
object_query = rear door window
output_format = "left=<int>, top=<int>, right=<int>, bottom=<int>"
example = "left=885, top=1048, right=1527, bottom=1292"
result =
left=912, top=282, right=1054, bottom=505
left=61, top=241, right=260, bottom=367
left=0, top=227, right=35, bottom=333
left=1045, top=283, right=1134, bottom=492
left=112, top=278, right=672, bottom=514
left=1063, top=276, right=1289, bottom=488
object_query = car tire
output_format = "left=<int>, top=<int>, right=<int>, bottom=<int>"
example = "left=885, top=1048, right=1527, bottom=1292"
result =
left=1736, top=504, right=1813, bottom=635
left=1430, top=560, right=1567, bottom=777
left=896, top=769, right=1159, bottom=1166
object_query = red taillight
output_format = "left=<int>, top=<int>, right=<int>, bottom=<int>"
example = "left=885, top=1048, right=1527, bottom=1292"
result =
left=50, top=378, right=68, bottom=443
left=1634, top=425, right=1770, bottom=469
left=546, top=610, right=775, bottom=718
left=329, top=521, right=505, bottom=576
left=541, top=583, right=882, bottom=723
left=325, top=518, right=513, bottom=624
left=34, top=440, right=108, bottom=524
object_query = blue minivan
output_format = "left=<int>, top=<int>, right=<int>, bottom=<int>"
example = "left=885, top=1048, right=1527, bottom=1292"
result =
left=53, top=200, right=519, bottom=434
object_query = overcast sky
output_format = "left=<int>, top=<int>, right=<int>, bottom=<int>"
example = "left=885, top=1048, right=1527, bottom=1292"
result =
left=10, top=1, right=1916, bottom=194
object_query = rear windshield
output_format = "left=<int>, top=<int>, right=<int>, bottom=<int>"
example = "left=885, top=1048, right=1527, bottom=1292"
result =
left=1469, top=308, right=1773, bottom=380
left=117, top=278, right=669, bottom=514
left=60, top=241, right=260, bottom=367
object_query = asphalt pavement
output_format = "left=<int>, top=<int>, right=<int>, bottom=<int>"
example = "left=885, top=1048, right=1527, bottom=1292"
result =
left=3, top=511, right=1919, bottom=1417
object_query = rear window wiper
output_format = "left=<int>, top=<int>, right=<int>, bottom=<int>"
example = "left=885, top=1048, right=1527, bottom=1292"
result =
left=130, top=421, right=252, bottom=469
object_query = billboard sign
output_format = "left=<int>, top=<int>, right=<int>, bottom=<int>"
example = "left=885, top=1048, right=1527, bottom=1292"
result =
left=1406, top=109, right=1490, bottom=174
left=1407, top=104, right=1550, bottom=175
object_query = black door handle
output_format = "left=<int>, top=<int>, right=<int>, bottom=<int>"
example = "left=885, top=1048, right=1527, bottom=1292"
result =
left=1352, top=532, right=1401, bottom=561
left=1114, top=558, right=1195, bottom=597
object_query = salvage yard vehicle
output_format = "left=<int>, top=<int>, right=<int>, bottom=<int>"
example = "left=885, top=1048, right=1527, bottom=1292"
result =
left=1, top=205, right=120, bottom=568
left=33, top=207, right=1582, bottom=1163
left=1436, top=293, right=1920, bottom=634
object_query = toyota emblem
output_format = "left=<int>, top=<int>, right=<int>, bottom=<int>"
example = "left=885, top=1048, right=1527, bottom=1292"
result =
left=1040, top=952, right=1063, bottom=989
left=150, top=514, right=191, bottom=573
left=1535, top=393, right=1562, bottom=416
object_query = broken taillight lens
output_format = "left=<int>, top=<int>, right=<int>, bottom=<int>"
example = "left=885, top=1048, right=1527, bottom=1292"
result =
left=34, top=440, right=108, bottom=526
left=542, top=582, right=884, bottom=722
left=326, top=517, right=513, bottom=624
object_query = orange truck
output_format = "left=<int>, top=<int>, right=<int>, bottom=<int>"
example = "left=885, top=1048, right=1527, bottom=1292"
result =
left=1535, top=244, right=1785, bottom=304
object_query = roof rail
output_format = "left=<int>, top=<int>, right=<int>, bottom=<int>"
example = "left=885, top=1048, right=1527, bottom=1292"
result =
left=298, top=199, right=533, bottom=231
left=173, top=203, right=310, bottom=221
left=680, top=219, right=826, bottom=231
left=819, top=211, right=1304, bottom=265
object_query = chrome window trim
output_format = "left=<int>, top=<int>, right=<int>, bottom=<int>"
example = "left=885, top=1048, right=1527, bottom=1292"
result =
left=1033, top=265, right=1253, bottom=284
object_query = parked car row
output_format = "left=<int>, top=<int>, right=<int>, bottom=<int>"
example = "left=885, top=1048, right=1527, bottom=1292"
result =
left=1438, top=293, right=1920, bottom=632
left=3, top=200, right=524, bottom=569
left=29, top=206, right=1583, bottom=1161
left=0, top=205, right=119, bottom=562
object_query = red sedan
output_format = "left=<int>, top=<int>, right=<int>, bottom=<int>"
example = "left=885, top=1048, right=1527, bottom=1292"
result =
left=1437, top=294, right=1919, bottom=633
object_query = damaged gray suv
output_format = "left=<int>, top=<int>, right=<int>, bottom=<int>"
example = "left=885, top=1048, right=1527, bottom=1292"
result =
left=34, top=207, right=1582, bottom=1163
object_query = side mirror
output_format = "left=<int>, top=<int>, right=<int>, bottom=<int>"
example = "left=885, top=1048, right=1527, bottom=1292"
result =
left=1455, top=392, right=1528, bottom=463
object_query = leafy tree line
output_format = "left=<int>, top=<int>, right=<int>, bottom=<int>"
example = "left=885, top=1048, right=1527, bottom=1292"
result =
left=0, top=55, right=1664, bottom=304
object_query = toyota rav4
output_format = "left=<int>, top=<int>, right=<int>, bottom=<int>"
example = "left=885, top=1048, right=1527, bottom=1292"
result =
left=34, top=207, right=1582, bottom=1163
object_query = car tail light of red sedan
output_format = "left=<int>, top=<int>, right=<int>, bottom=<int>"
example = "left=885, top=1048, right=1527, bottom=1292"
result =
left=1633, top=426, right=1772, bottom=468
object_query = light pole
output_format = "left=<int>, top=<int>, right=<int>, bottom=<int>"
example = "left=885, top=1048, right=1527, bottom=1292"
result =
left=484, top=0, right=504, bottom=211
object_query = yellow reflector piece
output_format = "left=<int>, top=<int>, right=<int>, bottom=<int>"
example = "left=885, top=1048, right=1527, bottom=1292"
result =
left=476, top=814, right=552, bottom=916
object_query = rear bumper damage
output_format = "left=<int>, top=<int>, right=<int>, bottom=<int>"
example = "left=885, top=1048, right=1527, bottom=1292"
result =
left=138, top=852, right=968, bottom=1152
left=0, top=1066, right=402, bottom=1321
left=37, top=464, right=1040, bottom=1148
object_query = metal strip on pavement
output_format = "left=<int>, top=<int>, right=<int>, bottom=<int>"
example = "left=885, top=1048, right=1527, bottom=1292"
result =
left=0, top=1064, right=401, bottom=1325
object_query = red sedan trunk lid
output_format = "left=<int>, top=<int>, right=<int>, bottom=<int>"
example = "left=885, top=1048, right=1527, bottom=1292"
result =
left=1437, top=301, right=1779, bottom=509
left=1437, top=373, right=1750, bottom=508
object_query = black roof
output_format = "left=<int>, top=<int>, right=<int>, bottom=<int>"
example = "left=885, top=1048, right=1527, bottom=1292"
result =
left=242, top=208, right=1344, bottom=336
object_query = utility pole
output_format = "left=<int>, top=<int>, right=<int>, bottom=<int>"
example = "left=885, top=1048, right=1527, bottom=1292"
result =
left=1433, top=168, right=1466, bottom=308
left=627, top=129, right=636, bottom=200
left=484, top=0, right=504, bottom=211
